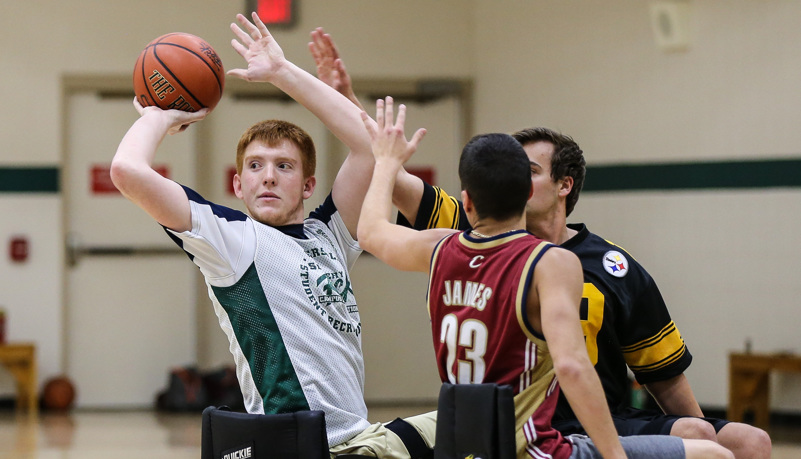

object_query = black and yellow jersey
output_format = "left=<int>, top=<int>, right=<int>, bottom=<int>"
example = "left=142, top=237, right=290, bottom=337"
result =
left=401, top=182, right=692, bottom=417
left=554, top=223, right=691, bottom=419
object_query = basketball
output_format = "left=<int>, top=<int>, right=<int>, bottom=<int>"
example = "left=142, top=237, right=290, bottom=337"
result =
left=133, top=33, right=225, bottom=112
left=42, top=375, right=77, bottom=411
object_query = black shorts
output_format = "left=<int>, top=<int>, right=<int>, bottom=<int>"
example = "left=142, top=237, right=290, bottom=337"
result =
left=553, top=407, right=730, bottom=437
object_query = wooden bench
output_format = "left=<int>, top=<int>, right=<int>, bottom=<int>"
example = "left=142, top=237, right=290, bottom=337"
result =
left=0, top=343, right=37, bottom=413
left=728, top=352, right=801, bottom=429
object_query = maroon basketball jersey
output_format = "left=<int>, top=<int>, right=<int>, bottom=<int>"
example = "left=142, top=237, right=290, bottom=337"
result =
left=428, top=230, right=573, bottom=459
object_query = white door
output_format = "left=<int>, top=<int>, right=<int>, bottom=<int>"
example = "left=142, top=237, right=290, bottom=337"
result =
left=65, top=92, right=197, bottom=408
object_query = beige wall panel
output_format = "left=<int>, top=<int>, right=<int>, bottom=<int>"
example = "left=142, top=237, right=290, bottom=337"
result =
left=574, top=189, right=801, bottom=408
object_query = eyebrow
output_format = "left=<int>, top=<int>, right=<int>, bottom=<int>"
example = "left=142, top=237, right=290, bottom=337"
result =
left=244, top=154, right=298, bottom=164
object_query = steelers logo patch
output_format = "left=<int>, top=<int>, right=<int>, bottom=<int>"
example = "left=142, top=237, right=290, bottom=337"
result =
left=603, top=250, right=629, bottom=278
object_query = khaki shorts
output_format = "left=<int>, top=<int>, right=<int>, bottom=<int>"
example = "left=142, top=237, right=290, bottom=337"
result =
left=329, top=411, right=437, bottom=458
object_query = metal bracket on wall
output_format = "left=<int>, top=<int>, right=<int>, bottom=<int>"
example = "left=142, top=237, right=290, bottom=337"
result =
left=66, top=232, right=183, bottom=267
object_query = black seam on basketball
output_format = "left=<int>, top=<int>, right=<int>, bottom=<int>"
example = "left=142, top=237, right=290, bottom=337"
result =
left=137, top=47, right=157, bottom=107
left=150, top=45, right=204, bottom=107
left=160, top=41, right=224, bottom=90
left=151, top=43, right=223, bottom=107
left=157, top=42, right=224, bottom=91
left=154, top=32, right=186, bottom=44
left=151, top=46, right=206, bottom=109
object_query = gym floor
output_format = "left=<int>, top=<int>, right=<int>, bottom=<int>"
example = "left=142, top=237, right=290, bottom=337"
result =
left=0, top=405, right=799, bottom=458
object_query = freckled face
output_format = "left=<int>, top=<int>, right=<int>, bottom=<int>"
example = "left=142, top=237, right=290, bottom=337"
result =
left=233, top=139, right=315, bottom=226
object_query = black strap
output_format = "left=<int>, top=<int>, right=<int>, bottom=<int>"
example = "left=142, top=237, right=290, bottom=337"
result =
left=385, top=417, right=433, bottom=459
left=201, top=406, right=328, bottom=459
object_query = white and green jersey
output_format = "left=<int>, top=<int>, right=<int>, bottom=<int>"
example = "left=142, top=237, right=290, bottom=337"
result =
left=166, top=186, right=368, bottom=446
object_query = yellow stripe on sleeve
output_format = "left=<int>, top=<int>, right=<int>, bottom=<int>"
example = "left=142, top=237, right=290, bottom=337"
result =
left=621, top=321, right=687, bottom=373
left=427, top=186, right=462, bottom=230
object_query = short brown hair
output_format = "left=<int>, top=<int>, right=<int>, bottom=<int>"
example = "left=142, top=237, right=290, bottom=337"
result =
left=459, top=133, right=531, bottom=221
left=512, top=127, right=585, bottom=217
left=235, top=120, right=316, bottom=178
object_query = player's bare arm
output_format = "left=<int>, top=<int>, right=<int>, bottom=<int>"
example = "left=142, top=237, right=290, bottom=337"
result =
left=646, top=373, right=705, bottom=417
left=358, top=97, right=453, bottom=271
left=391, top=168, right=426, bottom=225
left=534, top=247, right=627, bottom=459
left=110, top=98, right=208, bottom=233
left=228, top=12, right=374, bottom=236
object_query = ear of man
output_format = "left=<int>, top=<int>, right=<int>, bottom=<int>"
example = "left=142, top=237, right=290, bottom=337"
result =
left=461, top=190, right=474, bottom=215
left=303, top=176, right=316, bottom=199
left=558, top=176, right=573, bottom=198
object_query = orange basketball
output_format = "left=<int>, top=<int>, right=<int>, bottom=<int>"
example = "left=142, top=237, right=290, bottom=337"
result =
left=42, top=375, right=76, bottom=411
left=133, top=33, right=225, bottom=112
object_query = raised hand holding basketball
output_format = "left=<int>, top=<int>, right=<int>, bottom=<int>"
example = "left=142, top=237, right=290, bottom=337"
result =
left=133, top=97, right=209, bottom=135
left=228, top=12, right=287, bottom=83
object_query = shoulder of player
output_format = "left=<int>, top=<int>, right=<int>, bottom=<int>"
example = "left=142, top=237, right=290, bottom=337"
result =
left=307, top=192, right=337, bottom=223
left=569, top=231, right=658, bottom=289
left=178, top=197, right=252, bottom=247
left=301, top=215, right=341, bottom=241
left=181, top=185, right=249, bottom=223
left=538, top=244, right=581, bottom=272
left=574, top=230, right=643, bottom=267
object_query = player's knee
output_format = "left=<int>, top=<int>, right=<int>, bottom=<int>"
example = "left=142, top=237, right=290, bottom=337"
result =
left=709, top=443, right=735, bottom=459
left=670, top=417, right=717, bottom=441
left=683, top=439, right=734, bottom=459
left=718, top=423, right=772, bottom=459
left=744, top=427, right=772, bottom=459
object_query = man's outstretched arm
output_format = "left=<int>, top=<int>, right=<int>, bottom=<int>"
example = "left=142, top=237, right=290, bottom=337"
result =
left=110, top=99, right=208, bottom=232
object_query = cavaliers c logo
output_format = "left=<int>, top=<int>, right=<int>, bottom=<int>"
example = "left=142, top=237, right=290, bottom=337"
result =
left=469, top=255, right=484, bottom=268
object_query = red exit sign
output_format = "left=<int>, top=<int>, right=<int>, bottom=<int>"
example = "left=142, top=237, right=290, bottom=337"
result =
left=249, top=0, right=296, bottom=27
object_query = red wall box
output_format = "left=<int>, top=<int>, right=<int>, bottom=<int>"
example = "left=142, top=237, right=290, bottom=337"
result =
left=9, top=236, right=28, bottom=263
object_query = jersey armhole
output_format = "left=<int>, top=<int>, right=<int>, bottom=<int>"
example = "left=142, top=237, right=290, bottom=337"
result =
left=516, top=241, right=554, bottom=342
left=426, top=233, right=457, bottom=319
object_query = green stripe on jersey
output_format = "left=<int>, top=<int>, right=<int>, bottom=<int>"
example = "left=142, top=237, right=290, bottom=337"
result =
left=212, top=263, right=309, bottom=414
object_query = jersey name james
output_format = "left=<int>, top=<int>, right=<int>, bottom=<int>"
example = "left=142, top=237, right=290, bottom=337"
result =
left=440, top=280, right=493, bottom=309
